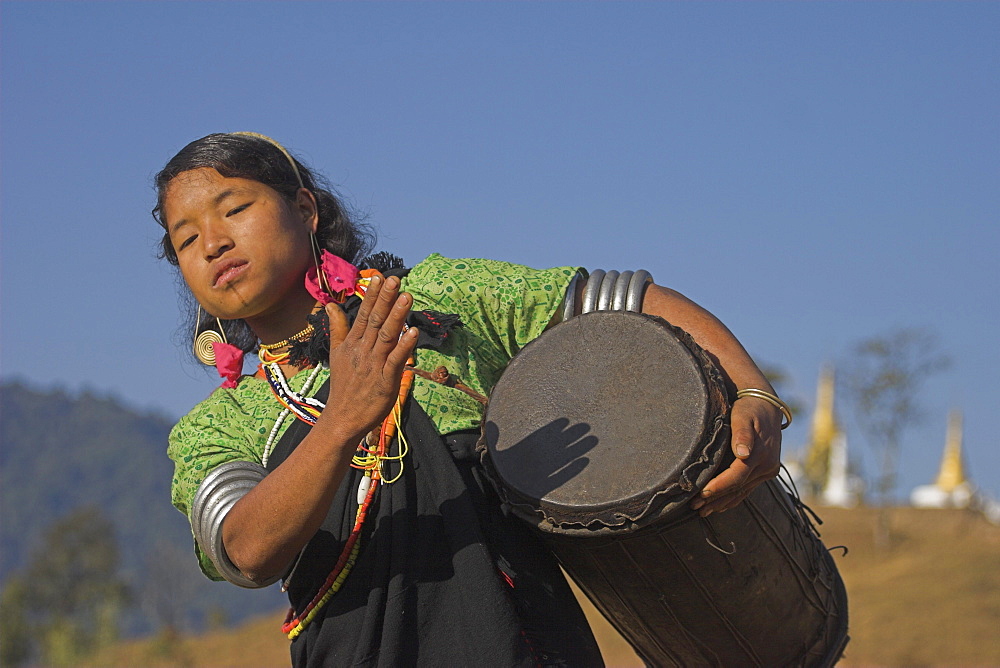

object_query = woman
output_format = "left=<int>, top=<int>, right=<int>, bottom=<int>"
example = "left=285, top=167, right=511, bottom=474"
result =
left=156, top=133, right=786, bottom=667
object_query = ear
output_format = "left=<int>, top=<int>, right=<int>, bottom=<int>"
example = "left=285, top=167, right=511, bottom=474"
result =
left=295, top=188, right=320, bottom=234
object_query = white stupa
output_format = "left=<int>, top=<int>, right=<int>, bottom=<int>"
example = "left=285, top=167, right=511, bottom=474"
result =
left=796, top=365, right=863, bottom=506
left=820, top=432, right=864, bottom=508
left=982, top=498, right=1000, bottom=526
left=911, top=410, right=974, bottom=509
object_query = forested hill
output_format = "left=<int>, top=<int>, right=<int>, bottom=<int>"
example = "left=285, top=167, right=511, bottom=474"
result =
left=0, top=381, right=284, bottom=637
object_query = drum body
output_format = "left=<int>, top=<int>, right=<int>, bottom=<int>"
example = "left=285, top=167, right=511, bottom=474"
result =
left=481, top=311, right=848, bottom=667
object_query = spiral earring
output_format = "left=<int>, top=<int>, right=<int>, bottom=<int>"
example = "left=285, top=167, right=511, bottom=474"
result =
left=194, top=305, right=229, bottom=366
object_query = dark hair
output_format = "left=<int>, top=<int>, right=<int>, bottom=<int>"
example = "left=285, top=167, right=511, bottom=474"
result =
left=152, top=133, right=376, bottom=359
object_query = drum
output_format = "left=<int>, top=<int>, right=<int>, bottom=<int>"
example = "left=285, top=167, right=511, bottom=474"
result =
left=480, top=311, right=849, bottom=667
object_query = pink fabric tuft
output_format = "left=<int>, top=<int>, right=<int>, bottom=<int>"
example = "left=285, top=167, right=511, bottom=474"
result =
left=212, top=341, right=244, bottom=389
left=305, top=251, right=359, bottom=305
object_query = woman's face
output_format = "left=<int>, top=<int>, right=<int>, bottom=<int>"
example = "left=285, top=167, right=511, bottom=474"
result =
left=162, top=168, right=317, bottom=326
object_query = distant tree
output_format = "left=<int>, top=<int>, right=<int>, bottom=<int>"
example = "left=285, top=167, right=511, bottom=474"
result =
left=0, top=507, right=131, bottom=666
left=0, top=382, right=280, bottom=637
left=141, top=538, right=198, bottom=634
left=0, top=578, right=32, bottom=666
left=844, top=328, right=949, bottom=546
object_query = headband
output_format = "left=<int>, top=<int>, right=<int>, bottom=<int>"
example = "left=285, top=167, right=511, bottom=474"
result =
left=230, top=131, right=305, bottom=189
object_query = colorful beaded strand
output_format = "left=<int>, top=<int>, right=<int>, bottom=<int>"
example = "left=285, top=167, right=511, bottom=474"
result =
left=280, top=359, right=414, bottom=640
left=282, top=465, right=378, bottom=638
left=283, top=505, right=367, bottom=639
left=263, top=362, right=325, bottom=424
left=262, top=364, right=324, bottom=467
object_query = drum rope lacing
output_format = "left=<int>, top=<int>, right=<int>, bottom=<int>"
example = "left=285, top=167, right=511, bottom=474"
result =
left=774, top=465, right=850, bottom=656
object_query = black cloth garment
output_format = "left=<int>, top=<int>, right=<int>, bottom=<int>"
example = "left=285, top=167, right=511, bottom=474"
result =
left=266, top=380, right=603, bottom=668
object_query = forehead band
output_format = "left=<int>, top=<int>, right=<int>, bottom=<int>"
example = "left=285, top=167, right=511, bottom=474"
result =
left=230, top=131, right=305, bottom=189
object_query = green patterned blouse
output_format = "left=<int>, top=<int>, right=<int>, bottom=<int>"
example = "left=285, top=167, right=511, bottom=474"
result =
left=168, top=253, right=579, bottom=578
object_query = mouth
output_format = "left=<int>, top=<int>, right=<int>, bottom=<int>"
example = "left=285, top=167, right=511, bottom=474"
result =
left=213, top=260, right=249, bottom=288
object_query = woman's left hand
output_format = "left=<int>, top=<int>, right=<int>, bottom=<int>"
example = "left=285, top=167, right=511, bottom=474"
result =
left=689, top=396, right=783, bottom=516
left=636, top=284, right=785, bottom=517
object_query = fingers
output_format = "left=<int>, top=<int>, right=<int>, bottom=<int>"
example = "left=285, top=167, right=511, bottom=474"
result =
left=701, top=492, right=750, bottom=516
left=346, top=275, right=412, bottom=347
left=321, top=275, right=420, bottom=439
left=731, top=419, right=755, bottom=460
left=326, top=302, right=351, bottom=349
left=690, top=467, right=776, bottom=516
left=692, top=459, right=753, bottom=509
left=690, top=397, right=784, bottom=516
left=349, top=275, right=383, bottom=335
left=729, top=397, right=776, bottom=460
left=385, top=327, right=420, bottom=376
left=374, top=288, right=413, bottom=352
left=689, top=429, right=781, bottom=516
left=366, top=276, right=406, bottom=333
left=329, top=274, right=416, bottom=380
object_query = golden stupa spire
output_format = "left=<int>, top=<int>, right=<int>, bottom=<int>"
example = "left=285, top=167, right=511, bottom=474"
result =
left=935, top=410, right=967, bottom=492
left=804, top=365, right=840, bottom=492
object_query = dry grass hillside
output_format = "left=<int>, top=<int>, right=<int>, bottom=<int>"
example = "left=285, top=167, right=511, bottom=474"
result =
left=89, top=507, right=1000, bottom=667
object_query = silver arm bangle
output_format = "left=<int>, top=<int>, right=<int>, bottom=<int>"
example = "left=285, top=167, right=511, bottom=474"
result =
left=574, top=268, right=653, bottom=315
left=580, top=269, right=605, bottom=314
left=596, top=270, right=620, bottom=311
left=559, top=271, right=584, bottom=324
left=190, top=461, right=277, bottom=588
left=626, top=270, right=652, bottom=312
left=611, top=270, right=634, bottom=310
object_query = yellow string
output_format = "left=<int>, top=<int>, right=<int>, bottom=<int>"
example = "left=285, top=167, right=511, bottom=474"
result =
left=350, top=396, right=409, bottom=481
left=378, top=400, right=408, bottom=484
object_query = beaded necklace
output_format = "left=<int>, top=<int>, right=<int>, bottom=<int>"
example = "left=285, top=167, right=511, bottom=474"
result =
left=260, top=268, right=421, bottom=638
left=263, top=362, right=326, bottom=424
left=258, top=324, right=316, bottom=353
left=281, top=362, right=415, bottom=640
left=262, top=363, right=324, bottom=467
left=259, top=323, right=317, bottom=365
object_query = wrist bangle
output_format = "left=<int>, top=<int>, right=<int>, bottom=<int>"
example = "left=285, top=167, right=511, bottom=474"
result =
left=735, top=388, right=792, bottom=430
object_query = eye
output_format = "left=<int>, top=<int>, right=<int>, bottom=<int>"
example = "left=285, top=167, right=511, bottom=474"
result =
left=178, top=234, right=197, bottom=251
left=226, top=202, right=251, bottom=217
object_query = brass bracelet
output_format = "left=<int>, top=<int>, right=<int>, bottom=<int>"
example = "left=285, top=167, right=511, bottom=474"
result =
left=735, top=388, right=792, bottom=430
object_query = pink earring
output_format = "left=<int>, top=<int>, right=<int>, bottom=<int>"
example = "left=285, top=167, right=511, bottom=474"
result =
left=304, top=236, right=359, bottom=305
left=194, top=306, right=243, bottom=388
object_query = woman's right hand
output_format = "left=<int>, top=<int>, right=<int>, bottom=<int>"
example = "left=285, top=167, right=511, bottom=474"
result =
left=323, top=275, right=420, bottom=443
left=222, top=277, right=417, bottom=583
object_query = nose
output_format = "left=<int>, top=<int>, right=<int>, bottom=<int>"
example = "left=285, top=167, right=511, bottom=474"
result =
left=202, top=221, right=234, bottom=260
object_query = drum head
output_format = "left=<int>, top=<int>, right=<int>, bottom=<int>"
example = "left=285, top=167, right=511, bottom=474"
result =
left=482, top=311, right=730, bottom=534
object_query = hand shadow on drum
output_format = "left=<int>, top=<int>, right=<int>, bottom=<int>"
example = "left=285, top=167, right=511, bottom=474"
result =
left=484, top=418, right=598, bottom=499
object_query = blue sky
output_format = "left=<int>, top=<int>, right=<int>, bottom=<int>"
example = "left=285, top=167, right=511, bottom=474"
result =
left=2, top=1, right=997, bottom=499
